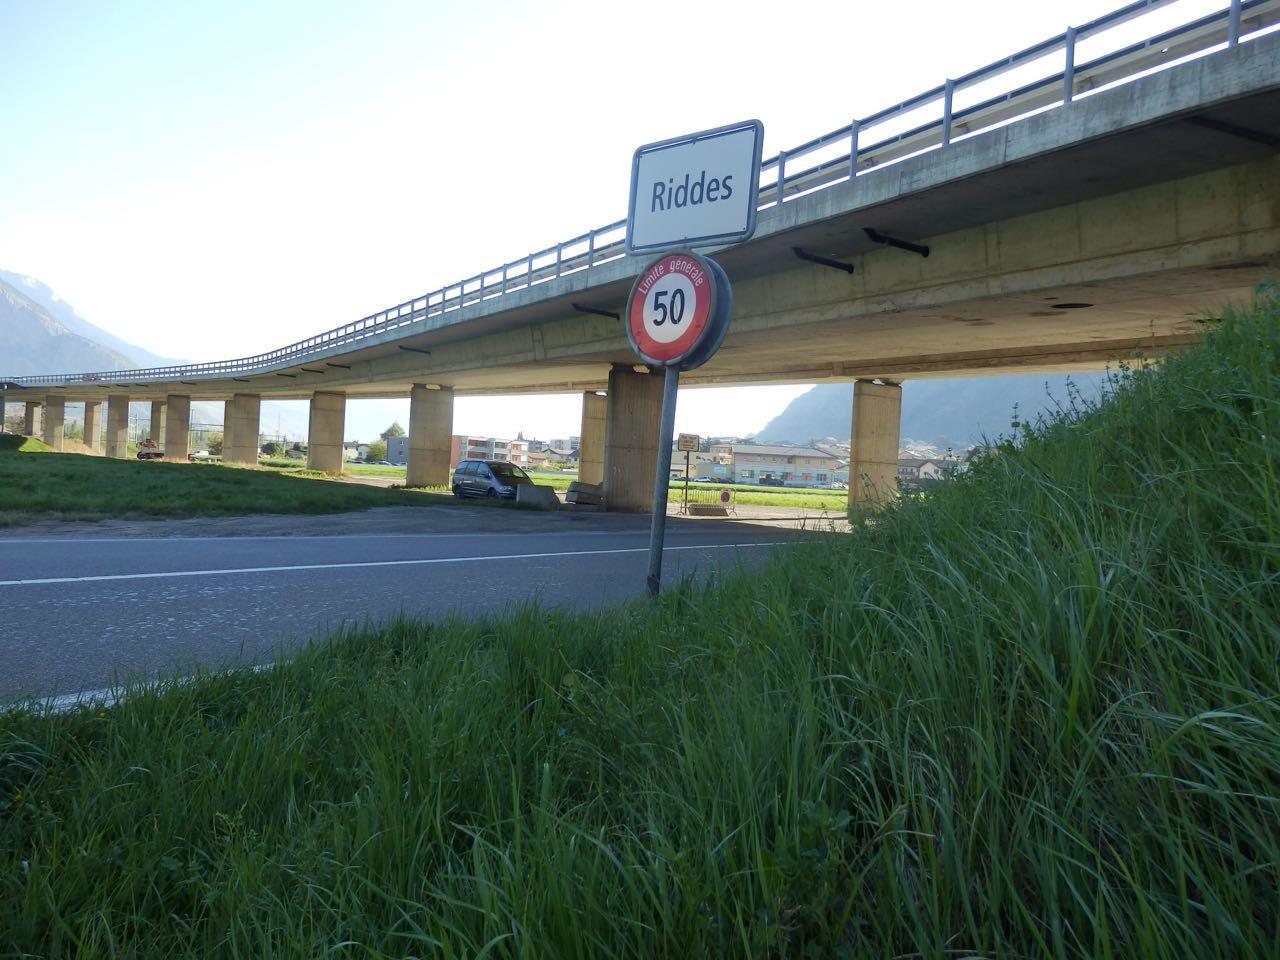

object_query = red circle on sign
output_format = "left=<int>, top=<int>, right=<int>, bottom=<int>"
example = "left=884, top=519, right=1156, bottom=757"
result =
left=626, top=252, right=716, bottom=366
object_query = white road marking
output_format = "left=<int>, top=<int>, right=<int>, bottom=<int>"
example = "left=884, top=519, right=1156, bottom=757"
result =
left=0, top=541, right=786, bottom=587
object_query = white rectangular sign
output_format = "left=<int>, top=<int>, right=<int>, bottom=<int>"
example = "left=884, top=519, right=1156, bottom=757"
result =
left=677, top=432, right=700, bottom=453
left=626, top=120, right=764, bottom=255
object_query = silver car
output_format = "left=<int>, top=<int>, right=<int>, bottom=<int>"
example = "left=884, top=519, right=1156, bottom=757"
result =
left=451, top=459, right=533, bottom=499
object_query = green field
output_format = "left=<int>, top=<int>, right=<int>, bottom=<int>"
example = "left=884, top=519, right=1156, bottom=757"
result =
left=3, top=290, right=1278, bottom=956
left=0, top=440, right=455, bottom=525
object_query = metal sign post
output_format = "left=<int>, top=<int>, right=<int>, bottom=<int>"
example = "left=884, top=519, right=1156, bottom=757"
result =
left=624, top=121, right=760, bottom=597
left=677, top=433, right=699, bottom=514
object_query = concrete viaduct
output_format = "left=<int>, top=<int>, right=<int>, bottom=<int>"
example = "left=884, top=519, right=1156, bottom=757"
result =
left=5, top=1, right=1279, bottom=511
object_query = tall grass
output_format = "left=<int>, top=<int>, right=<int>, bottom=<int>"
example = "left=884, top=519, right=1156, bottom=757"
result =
left=2, top=291, right=1278, bottom=957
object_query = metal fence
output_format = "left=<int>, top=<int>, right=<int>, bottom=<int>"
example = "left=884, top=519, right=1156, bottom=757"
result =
left=7, top=0, right=1277, bottom=389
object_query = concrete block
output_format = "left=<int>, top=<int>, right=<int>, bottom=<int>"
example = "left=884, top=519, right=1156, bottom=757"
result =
left=688, top=503, right=728, bottom=517
left=517, top=484, right=559, bottom=510
left=566, top=481, right=603, bottom=505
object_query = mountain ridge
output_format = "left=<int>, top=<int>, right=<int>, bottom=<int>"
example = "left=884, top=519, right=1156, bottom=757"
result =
left=755, top=372, right=1110, bottom=450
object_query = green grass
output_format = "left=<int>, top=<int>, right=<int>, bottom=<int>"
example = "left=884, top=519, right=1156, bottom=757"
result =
left=0, top=434, right=51, bottom=454
left=2, top=289, right=1279, bottom=956
left=0, top=448, right=457, bottom=525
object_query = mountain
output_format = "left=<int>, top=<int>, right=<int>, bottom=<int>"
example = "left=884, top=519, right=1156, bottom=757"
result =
left=0, top=270, right=186, bottom=369
left=1, top=277, right=141, bottom=376
left=756, top=371, right=1110, bottom=450
left=2, top=271, right=309, bottom=439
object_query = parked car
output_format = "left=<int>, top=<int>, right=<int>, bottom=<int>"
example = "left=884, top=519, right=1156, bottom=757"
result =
left=451, top=459, right=533, bottom=499
left=188, top=449, right=212, bottom=460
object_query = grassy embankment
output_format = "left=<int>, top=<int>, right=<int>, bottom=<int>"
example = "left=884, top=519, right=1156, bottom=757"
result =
left=2, top=291, right=1278, bottom=956
left=0, top=439, right=455, bottom=525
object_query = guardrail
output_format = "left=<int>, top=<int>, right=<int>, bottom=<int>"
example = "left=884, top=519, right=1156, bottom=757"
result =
left=8, top=0, right=1277, bottom=389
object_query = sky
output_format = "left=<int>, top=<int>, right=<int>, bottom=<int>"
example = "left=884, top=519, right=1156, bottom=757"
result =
left=0, top=0, right=1225, bottom=441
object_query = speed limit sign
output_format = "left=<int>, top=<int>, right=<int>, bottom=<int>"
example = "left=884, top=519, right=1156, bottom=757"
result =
left=626, top=251, right=731, bottom=370
left=625, top=249, right=733, bottom=598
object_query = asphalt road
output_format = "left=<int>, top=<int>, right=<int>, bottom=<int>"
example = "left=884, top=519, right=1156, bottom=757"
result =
left=0, top=525, right=796, bottom=702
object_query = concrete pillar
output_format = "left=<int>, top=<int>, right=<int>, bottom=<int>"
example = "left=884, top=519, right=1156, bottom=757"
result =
left=105, top=394, right=130, bottom=458
left=163, top=395, right=191, bottom=460
left=603, top=364, right=663, bottom=513
left=24, top=402, right=41, bottom=437
left=225, top=393, right=261, bottom=465
left=149, top=401, right=166, bottom=443
left=578, top=390, right=607, bottom=486
left=83, top=401, right=102, bottom=451
left=42, top=396, right=66, bottom=451
left=849, top=379, right=902, bottom=514
left=406, top=384, right=454, bottom=487
left=307, top=391, right=346, bottom=475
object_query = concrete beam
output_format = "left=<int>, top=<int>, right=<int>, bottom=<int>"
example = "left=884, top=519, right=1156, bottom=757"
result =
left=307, top=391, right=346, bottom=475
left=83, top=401, right=102, bottom=451
left=406, top=384, right=453, bottom=488
left=603, top=365, right=662, bottom=513
left=24, top=402, right=41, bottom=437
left=578, top=391, right=606, bottom=486
left=105, top=394, right=130, bottom=458
left=163, top=395, right=191, bottom=461
left=849, top=380, right=902, bottom=514
left=42, top=396, right=65, bottom=451
left=149, top=401, right=165, bottom=443
left=225, top=393, right=260, bottom=465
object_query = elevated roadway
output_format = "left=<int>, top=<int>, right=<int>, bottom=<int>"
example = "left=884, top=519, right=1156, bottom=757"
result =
left=5, top=0, right=1279, bottom=511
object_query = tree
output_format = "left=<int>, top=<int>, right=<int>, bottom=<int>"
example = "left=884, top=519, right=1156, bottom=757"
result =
left=381, top=421, right=405, bottom=439
left=366, top=439, right=388, bottom=462
left=207, top=433, right=224, bottom=455
left=261, top=440, right=284, bottom=457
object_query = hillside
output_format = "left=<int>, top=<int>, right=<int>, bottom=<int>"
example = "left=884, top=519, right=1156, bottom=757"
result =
left=2, top=289, right=1276, bottom=956
left=0, top=270, right=186, bottom=369
left=2, top=270, right=309, bottom=438
left=756, top=370, right=1108, bottom=448
left=0, top=278, right=140, bottom=376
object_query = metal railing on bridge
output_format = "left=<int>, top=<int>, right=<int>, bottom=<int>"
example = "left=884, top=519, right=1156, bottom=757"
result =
left=8, top=0, right=1278, bottom=389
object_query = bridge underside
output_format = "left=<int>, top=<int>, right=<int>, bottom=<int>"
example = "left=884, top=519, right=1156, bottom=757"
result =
left=25, top=153, right=1279, bottom=403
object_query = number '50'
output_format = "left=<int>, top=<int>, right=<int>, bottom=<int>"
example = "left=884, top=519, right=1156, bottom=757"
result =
left=651, top=288, right=686, bottom=326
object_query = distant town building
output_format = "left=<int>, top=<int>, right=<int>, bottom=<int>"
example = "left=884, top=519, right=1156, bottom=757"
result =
left=344, top=441, right=372, bottom=461
left=448, top=435, right=530, bottom=466
left=729, top=443, right=841, bottom=487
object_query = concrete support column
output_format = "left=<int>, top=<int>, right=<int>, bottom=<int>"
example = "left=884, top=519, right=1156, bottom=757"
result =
left=163, top=395, right=191, bottom=460
left=406, top=384, right=454, bottom=487
left=603, top=364, right=663, bottom=513
left=105, top=394, right=130, bottom=458
left=578, top=390, right=607, bottom=486
left=83, top=401, right=102, bottom=451
left=849, top=379, right=902, bottom=514
left=42, top=396, right=66, bottom=451
left=222, top=399, right=234, bottom=457
left=149, top=401, right=166, bottom=443
left=307, top=391, right=346, bottom=475
left=24, top=402, right=41, bottom=437
left=224, top=394, right=261, bottom=465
